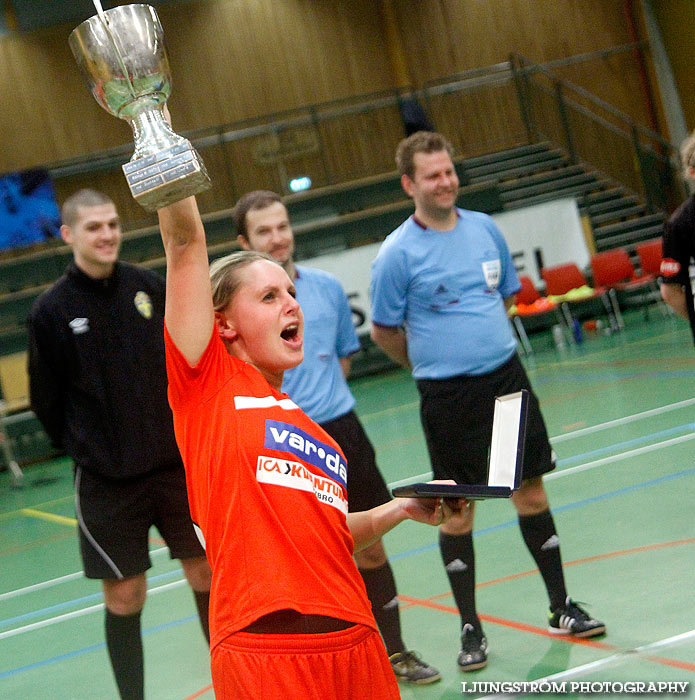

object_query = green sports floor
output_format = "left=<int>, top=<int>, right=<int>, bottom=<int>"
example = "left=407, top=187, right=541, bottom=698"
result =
left=2, top=309, right=694, bottom=699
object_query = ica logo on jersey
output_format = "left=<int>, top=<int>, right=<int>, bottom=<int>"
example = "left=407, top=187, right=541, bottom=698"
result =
left=264, top=420, right=347, bottom=489
left=256, top=456, right=348, bottom=515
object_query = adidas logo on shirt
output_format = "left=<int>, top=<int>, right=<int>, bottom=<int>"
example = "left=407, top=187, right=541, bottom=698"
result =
left=384, top=596, right=399, bottom=611
left=541, top=535, right=560, bottom=551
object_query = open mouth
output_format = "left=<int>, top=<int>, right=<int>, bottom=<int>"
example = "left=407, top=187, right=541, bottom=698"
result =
left=280, top=324, right=299, bottom=342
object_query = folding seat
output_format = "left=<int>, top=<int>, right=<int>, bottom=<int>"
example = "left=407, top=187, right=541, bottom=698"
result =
left=541, top=262, right=619, bottom=331
left=591, top=247, right=660, bottom=319
left=635, top=239, right=673, bottom=316
left=508, top=275, right=570, bottom=354
left=635, top=239, right=662, bottom=277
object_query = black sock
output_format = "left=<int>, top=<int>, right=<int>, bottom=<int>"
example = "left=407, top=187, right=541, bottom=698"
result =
left=359, top=562, right=405, bottom=656
left=104, top=609, right=144, bottom=700
left=193, top=589, right=211, bottom=645
left=439, top=532, right=480, bottom=635
left=518, top=510, right=568, bottom=611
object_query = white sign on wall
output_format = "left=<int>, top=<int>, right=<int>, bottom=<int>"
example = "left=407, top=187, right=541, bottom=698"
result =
left=300, top=197, right=588, bottom=333
left=492, top=198, right=588, bottom=286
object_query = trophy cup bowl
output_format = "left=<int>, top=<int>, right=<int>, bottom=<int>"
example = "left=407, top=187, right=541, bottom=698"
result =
left=69, top=4, right=211, bottom=211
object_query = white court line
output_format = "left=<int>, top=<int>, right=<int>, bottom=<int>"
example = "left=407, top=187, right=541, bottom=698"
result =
left=544, top=433, right=695, bottom=481
left=0, top=571, right=83, bottom=602
left=551, top=397, right=695, bottom=443
left=387, top=432, right=695, bottom=491
left=480, top=628, right=695, bottom=699
left=0, top=547, right=169, bottom=602
left=0, top=578, right=187, bottom=642
left=364, top=397, right=695, bottom=444
left=388, top=472, right=432, bottom=488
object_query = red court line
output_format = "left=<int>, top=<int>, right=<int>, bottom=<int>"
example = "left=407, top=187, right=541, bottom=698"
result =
left=399, top=538, right=695, bottom=603
left=183, top=683, right=214, bottom=700
left=398, top=595, right=695, bottom=672
left=179, top=538, right=695, bottom=700
left=398, top=537, right=695, bottom=673
left=562, top=357, right=695, bottom=369
left=399, top=595, right=613, bottom=650
left=476, top=537, right=695, bottom=590
left=541, top=370, right=659, bottom=406
left=643, top=655, right=695, bottom=672
left=0, top=530, right=75, bottom=557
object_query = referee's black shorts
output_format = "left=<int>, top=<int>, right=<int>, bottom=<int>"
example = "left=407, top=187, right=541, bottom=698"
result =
left=416, top=352, right=554, bottom=485
left=75, top=464, right=205, bottom=580
left=320, top=410, right=392, bottom=512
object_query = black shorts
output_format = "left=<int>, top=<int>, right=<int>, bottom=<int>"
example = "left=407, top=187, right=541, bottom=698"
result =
left=320, top=410, right=391, bottom=512
left=75, top=465, right=205, bottom=580
left=416, top=353, right=554, bottom=484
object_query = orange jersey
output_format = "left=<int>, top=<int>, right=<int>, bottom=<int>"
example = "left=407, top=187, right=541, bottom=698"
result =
left=164, top=328, right=375, bottom=650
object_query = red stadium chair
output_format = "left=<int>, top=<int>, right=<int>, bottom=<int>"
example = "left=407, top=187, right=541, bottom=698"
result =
left=590, top=247, right=660, bottom=319
left=541, top=262, right=620, bottom=331
left=508, top=276, right=570, bottom=354
left=636, top=239, right=672, bottom=316
left=635, top=239, right=663, bottom=277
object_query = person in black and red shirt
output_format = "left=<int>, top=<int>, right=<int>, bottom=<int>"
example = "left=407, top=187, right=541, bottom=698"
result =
left=661, top=131, right=695, bottom=339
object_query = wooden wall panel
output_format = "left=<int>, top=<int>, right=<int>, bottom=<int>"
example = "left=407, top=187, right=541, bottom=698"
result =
left=427, top=81, right=528, bottom=158
left=0, top=0, right=395, bottom=174
left=160, top=0, right=394, bottom=129
left=393, top=0, right=654, bottom=131
left=52, top=170, right=157, bottom=230
left=317, top=107, right=405, bottom=183
left=0, top=0, right=668, bottom=196
left=651, top=0, right=695, bottom=132
left=0, top=28, right=125, bottom=167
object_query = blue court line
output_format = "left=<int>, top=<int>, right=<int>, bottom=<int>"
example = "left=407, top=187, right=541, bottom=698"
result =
left=555, top=423, right=695, bottom=467
left=532, top=369, right=695, bottom=386
left=0, top=615, right=199, bottom=681
left=0, top=568, right=183, bottom=629
left=390, top=465, right=695, bottom=562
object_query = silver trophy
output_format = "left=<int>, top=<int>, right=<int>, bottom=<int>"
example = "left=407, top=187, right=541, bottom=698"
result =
left=69, top=4, right=211, bottom=211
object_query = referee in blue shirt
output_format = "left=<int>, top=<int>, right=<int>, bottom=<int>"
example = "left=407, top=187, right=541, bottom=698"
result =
left=370, top=132, right=606, bottom=671
left=232, top=190, right=440, bottom=685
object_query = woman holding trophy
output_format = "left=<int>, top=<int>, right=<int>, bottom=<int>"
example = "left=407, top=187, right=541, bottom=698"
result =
left=156, top=195, right=459, bottom=699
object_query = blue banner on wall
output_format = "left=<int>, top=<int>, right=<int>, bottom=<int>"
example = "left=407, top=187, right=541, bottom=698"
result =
left=0, top=169, right=61, bottom=252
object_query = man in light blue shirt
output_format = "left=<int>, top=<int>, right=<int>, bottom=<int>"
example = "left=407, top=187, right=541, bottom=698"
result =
left=233, top=190, right=440, bottom=685
left=371, top=132, right=605, bottom=671
left=371, top=206, right=519, bottom=378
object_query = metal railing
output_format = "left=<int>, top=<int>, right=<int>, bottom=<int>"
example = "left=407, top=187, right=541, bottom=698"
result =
left=508, top=52, right=686, bottom=212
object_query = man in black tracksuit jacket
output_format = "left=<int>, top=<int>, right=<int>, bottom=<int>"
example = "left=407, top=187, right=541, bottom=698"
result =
left=27, top=189, right=211, bottom=700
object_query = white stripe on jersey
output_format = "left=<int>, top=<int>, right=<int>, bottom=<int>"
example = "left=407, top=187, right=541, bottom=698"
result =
left=234, top=395, right=299, bottom=411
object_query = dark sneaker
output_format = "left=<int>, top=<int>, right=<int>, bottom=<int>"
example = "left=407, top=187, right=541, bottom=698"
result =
left=390, top=650, right=441, bottom=685
left=548, top=598, right=606, bottom=638
left=457, top=623, right=488, bottom=671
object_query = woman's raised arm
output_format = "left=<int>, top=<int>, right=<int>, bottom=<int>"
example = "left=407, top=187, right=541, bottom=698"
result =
left=157, top=197, right=214, bottom=365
